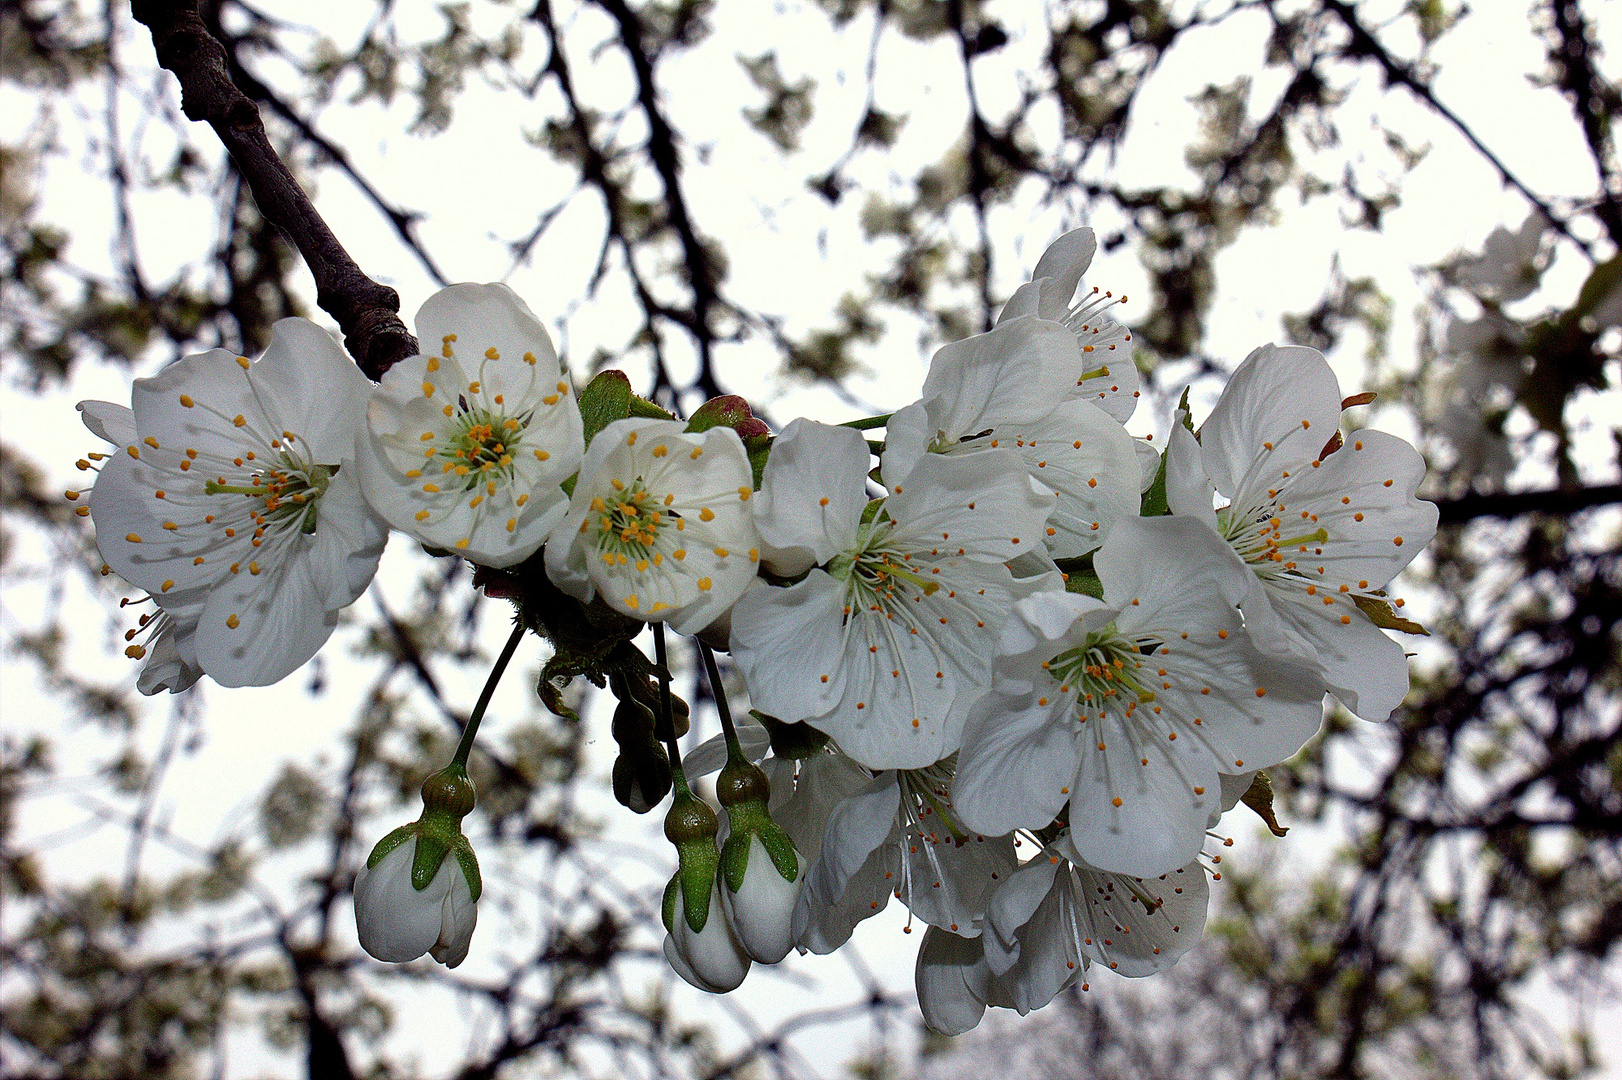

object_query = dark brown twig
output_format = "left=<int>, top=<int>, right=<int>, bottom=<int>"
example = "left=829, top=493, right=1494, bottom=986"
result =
left=130, top=0, right=417, bottom=378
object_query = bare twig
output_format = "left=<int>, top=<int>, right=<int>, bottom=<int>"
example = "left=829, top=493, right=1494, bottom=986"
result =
left=130, top=0, right=418, bottom=378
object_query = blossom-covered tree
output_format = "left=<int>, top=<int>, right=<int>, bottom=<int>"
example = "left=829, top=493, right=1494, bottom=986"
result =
left=4, top=2, right=1617, bottom=1079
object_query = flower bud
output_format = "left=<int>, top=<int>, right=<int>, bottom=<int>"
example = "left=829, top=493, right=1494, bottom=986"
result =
left=715, top=755, right=804, bottom=963
left=353, top=763, right=481, bottom=968
left=354, top=830, right=480, bottom=967
left=718, top=832, right=804, bottom=963
left=663, top=874, right=750, bottom=992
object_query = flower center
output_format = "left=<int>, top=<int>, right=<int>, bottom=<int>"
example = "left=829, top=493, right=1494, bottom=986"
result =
left=592, top=478, right=672, bottom=563
left=1044, top=627, right=1157, bottom=718
left=431, top=402, right=524, bottom=490
left=829, top=522, right=940, bottom=617
left=204, top=451, right=335, bottom=535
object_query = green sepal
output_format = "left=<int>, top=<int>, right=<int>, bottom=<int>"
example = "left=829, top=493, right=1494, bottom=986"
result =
left=747, top=435, right=773, bottom=491
left=1239, top=771, right=1289, bottom=837
left=577, top=370, right=633, bottom=447
left=410, top=830, right=451, bottom=891
left=1352, top=594, right=1429, bottom=636
left=754, top=711, right=830, bottom=759
left=859, top=499, right=884, bottom=526
left=664, top=789, right=720, bottom=934
left=627, top=394, right=676, bottom=420
left=364, top=823, right=417, bottom=870
left=451, top=841, right=483, bottom=902
left=1139, top=387, right=1193, bottom=518
left=720, top=821, right=799, bottom=893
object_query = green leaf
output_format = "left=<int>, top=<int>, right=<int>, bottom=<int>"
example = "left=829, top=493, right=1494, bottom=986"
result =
left=1352, top=594, right=1429, bottom=635
left=1064, top=569, right=1103, bottom=599
left=577, top=370, right=633, bottom=447
left=1240, top=771, right=1289, bottom=837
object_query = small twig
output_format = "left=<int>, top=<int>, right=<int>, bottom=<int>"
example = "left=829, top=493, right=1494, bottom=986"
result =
left=130, top=0, right=418, bottom=378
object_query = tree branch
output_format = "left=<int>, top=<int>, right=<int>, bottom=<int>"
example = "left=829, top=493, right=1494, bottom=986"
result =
left=1320, top=0, right=1596, bottom=260
left=1434, top=483, right=1622, bottom=524
left=130, top=0, right=417, bottom=378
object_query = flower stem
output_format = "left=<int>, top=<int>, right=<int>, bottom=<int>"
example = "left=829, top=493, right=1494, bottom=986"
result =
left=652, top=623, right=691, bottom=796
left=697, top=641, right=744, bottom=760
left=451, top=621, right=526, bottom=768
left=839, top=413, right=892, bottom=431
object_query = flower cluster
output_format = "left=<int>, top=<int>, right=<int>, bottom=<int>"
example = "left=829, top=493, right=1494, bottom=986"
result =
left=72, top=230, right=1436, bottom=1028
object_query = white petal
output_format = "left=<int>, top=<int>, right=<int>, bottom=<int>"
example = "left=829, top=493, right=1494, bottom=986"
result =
left=876, top=400, right=930, bottom=493
left=354, top=840, right=453, bottom=964
left=78, top=400, right=136, bottom=445
left=1271, top=597, right=1411, bottom=720
left=804, top=774, right=899, bottom=910
left=1001, top=398, right=1141, bottom=557
left=1029, top=228, right=1098, bottom=322
left=885, top=449, right=1054, bottom=563
left=429, top=861, right=478, bottom=968
left=667, top=881, right=751, bottom=992
left=1201, top=344, right=1342, bottom=500
left=720, top=835, right=804, bottom=964
left=954, top=690, right=1083, bottom=838
left=730, top=572, right=851, bottom=722
left=1048, top=843, right=1210, bottom=977
left=1064, top=728, right=1218, bottom=879
left=1165, top=421, right=1218, bottom=526
left=919, top=316, right=1090, bottom=438
left=915, top=928, right=991, bottom=1035
left=755, top=418, right=869, bottom=576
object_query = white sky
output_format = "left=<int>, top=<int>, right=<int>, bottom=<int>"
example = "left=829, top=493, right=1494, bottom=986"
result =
left=3, top=0, right=1619, bottom=1076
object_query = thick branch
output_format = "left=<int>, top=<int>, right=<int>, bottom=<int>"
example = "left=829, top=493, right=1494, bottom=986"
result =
left=1435, top=483, right=1622, bottom=524
left=130, top=0, right=417, bottom=379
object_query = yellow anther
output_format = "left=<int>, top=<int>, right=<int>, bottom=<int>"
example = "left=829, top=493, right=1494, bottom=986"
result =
left=226, top=614, right=241, bottom=629
left=454, top=538, right=470, bottom=550
left=696, top=577, right=712, bottom=592
left=179, top=394, right=194, bottom=407
left=233, top=414, right=247, bottom=427
left=236, top=356, right=251, bottom=370
left=484, top=347, right=499, bottom=360
left=415, top=510, right=431, bottom=521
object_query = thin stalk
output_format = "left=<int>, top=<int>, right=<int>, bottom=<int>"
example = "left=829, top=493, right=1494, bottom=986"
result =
left=451, top=621, right=526, bottom=768
left=652, top=623, right=691, bottom=796
left=839, top=413, right=892, bottom=431
left=697, top=641, right=743, bottom=759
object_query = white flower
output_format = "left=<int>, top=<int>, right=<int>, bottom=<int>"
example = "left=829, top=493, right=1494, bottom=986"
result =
left=719, top=834, right=805, bottom=964
left=78, top=319, right=387, bottom=688
left=1449, top=210, right=1549, bottom=302
left=545, top=418, right=762, bottom=634
left=664, top=878, right=752, bottom=993
left=881, top=314, right=1143, bottom=558
left=793, top=762, right=1016, bottom=953
left=978, top=830, right=1209, bottom=1013
left=953, top=515, right=1326, bottom=879
left=730, top=418, right=1059, bottom=770
left=354, top=836, right=479, bottom=968
left=356, top=283, right=585, bottom=567
left=996, top=228, right=1140, bottom=423
left=1165, top=344, right=1439, bottom=720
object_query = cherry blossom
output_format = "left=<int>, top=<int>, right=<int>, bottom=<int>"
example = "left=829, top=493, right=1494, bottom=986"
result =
left=78, top=318, right=386, bottom=688
left=356, top=283, right=584, bottom=567
left=1165, top=344, right=1439, bottom=719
